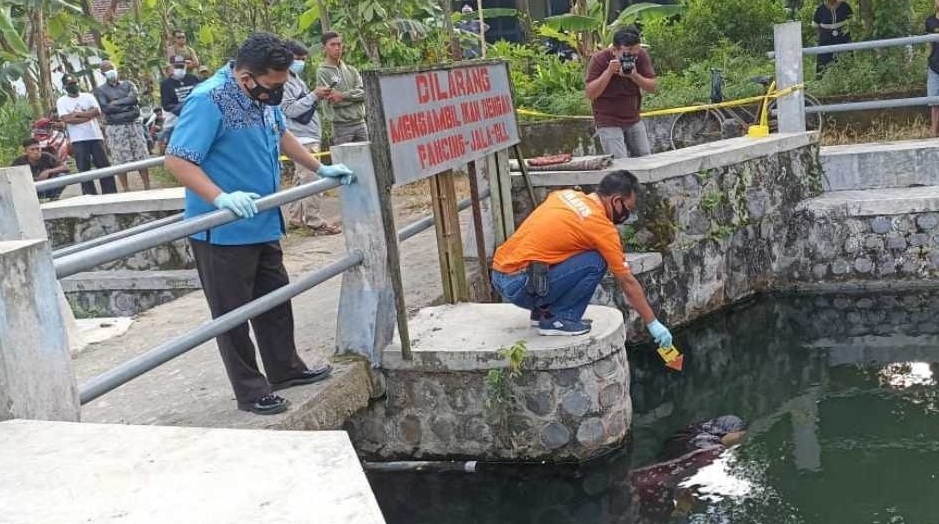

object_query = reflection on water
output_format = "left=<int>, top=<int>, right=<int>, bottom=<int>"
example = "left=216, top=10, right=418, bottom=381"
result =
left=368, top=291, right=939, bottom=524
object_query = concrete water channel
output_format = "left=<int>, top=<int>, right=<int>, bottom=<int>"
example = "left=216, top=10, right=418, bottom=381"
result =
left=369, top=289, right=939, bottom=523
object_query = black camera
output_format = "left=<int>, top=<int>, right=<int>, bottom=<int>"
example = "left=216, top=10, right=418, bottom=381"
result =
left=619, top=53, right=636, bottom=74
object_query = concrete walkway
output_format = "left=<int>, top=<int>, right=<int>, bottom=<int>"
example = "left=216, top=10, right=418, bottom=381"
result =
left=74, top=204, right=450, bottom=430
left=0, top=419, right=385, bottom=524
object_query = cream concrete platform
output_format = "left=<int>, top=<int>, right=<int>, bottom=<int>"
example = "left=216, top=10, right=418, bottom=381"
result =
left=41, top=187, right=185, bottom=220
left=0, top=419, right=386, bottom=524
left=383, top=303, right=626, bottom=371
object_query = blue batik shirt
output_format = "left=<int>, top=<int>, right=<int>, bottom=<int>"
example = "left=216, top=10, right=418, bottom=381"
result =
left=166, top=65, right=286, bottom=245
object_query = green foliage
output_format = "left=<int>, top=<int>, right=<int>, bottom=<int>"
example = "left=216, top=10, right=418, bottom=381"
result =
left=0, top=97, right=32, bottom=166
left=809, top=47, right=925, bottom=98
left=642, top=0, right=787, bottom=73
left=489, top=41, right=590, bottom=117
left=484, top=340, right=528, bottom=424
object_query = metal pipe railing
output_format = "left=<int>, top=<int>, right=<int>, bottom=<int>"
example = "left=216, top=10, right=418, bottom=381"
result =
left=768, top=33, right=939, bottom=58
left=54, top=177, right=342, bottom=278
left=52, top=212, right=184, bottom=259
left=805, top=96, right=939, bottom=113
left=397, top=188, right=490, bottom=242
left=78, top=250, right=363, bottom=404
left=35, top=156, right=166, bottom=192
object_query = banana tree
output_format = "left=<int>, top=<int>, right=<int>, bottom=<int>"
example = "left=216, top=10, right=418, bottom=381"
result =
left=298, top=0, right=440, bottom=66
left=1, top=0, right=98, bottom=115
left=539, top=1, right=682, bottom=58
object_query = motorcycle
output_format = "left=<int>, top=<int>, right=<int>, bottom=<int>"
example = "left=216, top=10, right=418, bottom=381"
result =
left=30, top=117, right=70, bottom=165
left=142, top=106, right=164, bottom=154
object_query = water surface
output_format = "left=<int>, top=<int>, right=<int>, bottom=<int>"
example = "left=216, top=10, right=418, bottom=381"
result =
left=369, top=291, right=939, bottom=523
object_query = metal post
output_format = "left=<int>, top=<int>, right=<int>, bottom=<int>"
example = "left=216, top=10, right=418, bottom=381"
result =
left=332, top=143, right=403, bottom=364
left=774, top=21, right=806, bottom=133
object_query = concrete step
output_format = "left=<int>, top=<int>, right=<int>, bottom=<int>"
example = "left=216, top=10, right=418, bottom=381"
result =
left=0, top=419, right=386, bottom=524
left=797, top=186, right=939, bottom=218
left=60, top=269, right=201, bottom=318
left=820, top=138, right=939, bottom=191
left=41, top=187, right=185, bottom=220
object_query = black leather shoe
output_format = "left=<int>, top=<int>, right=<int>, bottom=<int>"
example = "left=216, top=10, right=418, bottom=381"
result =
left=270, top=364, right=333, bottom=392
left=238, top=393, right=289, bottom=415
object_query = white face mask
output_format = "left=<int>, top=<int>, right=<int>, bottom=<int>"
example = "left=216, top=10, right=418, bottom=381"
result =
left=172, top=68, right=186, bottom=80
left=104, top=69, right=118, bottom=81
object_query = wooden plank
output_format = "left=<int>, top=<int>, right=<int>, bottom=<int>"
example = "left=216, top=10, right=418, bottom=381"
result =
left=429, top=171, right=469, bottom=303
left=486, top=152, right=507, bottom=247
left=466, top=159, right=494, bottom=302
left=495, top=148, right=516, bottom=238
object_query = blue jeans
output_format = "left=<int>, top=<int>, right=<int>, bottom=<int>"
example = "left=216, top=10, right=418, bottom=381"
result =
left=491, top=251, right=607, bottom=322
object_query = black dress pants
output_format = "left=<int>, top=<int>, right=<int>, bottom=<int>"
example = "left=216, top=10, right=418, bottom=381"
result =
left=190, top=239, right=308, bottom=404
left=72, top=139, right=117, bottom=195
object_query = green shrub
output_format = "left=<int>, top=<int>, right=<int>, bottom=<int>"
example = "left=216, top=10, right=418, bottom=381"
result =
left=0, top=98, right=33, bottom=166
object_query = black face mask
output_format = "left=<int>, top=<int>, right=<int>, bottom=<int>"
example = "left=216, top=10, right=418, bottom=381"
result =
left=245, top=75, right=284, bottom=106
left=611, top=198, right=631, bottom=225
left=64, top=84, right=80, bottom=95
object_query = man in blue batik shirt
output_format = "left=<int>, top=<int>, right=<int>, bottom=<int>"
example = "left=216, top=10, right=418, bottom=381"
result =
left=165, top=32, right=354, bottom=415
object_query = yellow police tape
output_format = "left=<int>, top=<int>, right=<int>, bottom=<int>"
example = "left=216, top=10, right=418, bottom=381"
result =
left=280, top=150, right=330, bottom=162
left=516, top=83, right=805, bottom=120
left=279, top=84, right=804, bottom=162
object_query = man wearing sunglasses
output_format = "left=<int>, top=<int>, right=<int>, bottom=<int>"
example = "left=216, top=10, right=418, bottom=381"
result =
left=491, top=170, right=672, bottom=345
left=166, top=29, right=200, bottom=72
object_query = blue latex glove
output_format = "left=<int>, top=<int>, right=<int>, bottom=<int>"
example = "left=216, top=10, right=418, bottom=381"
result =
left=317, top=163, right=355, bottom=185
left=213, top=191, right=260, bottom=218
left=646, top=319, right=673, bottom=348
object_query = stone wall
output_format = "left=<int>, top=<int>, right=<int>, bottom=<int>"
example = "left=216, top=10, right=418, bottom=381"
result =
left=514, top=134, right=824, bottom=341
left=519, top=114, right=680, bottom=158
left=346, top=304, right=632, bottom=462
left=46, top=211, right=193, bottom=272
left=779, top=205, right=939, bottom=284
left=60, top=270, right=201, bottom=318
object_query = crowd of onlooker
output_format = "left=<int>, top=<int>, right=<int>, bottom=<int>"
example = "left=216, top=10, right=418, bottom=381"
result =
left=12, top=27, right=368, bottom=222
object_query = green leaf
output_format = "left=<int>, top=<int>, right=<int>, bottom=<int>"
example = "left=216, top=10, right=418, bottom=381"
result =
left=541, top=13, right=599, bottom=32
left=197, top=25, right=214, bottom=45
left=44, top=0, right=83, bottom=15
left=0, top=8, right=29, bottom=57
left=298, top=5, right=320, bottom=32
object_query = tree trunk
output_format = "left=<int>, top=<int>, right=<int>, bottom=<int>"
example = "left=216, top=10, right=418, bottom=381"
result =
left=516, top=0, right=532, bottom=43
left=858, top=0, right=873, bottom=38
left=439, top=0, right=460, bottom=60
left=31, top=6, right=54, bottom=115
left=318, top=0, right=330, bottom=32
left=22, top=70, right=43, bottom=118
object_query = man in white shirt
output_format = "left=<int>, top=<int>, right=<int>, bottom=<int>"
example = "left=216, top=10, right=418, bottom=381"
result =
left=56, top=74, right=117, bottom=194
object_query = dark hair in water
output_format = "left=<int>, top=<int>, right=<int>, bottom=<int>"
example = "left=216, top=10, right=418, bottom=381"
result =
left=235, top=32, right=293, bottom=76
left=597, top=170, right=641, bottom=198
left=612, top=28, right=641, bottom=47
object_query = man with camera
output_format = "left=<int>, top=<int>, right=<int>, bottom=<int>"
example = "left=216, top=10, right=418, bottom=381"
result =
left=586, top=28, right=656, bottom=159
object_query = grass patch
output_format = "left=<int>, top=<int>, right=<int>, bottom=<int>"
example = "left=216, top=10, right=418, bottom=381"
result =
left=819, top=115, right=931, bottom=146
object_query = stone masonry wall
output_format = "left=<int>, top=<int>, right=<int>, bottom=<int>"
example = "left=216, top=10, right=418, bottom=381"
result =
left=46, top=211, right=193, bottom=271
left=347, top=307, right=631, bottom=462
left=514, top=143, right=824, bottom=342
left=779, top=211, right=939, bottom=283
